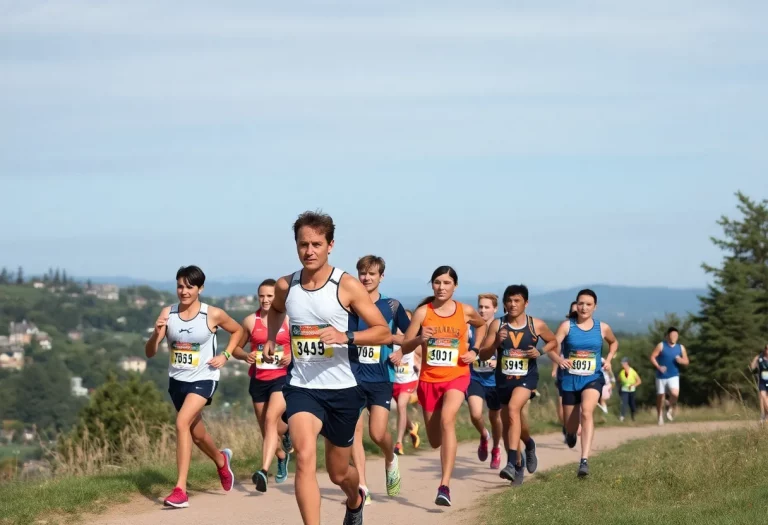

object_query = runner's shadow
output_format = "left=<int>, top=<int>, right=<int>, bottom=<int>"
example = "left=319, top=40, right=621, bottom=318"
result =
left=119, top=468, right=175, bottom=503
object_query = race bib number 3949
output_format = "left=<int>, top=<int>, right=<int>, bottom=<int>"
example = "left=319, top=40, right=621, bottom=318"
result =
left=291, top=324, right=334, bottom=362
left=426, top=338, right=460, bottom=367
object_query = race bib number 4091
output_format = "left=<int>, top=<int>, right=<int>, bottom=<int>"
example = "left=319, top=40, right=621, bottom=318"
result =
left=291, top=324, right=334, bottom=362
left=568, top=351, right=598, bottom=376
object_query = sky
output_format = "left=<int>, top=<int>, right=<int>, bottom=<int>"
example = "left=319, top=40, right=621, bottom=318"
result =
left=1, top=0, right=767, bottom=291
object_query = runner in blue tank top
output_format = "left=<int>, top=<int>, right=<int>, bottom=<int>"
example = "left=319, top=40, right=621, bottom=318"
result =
left=465, top=293, right=502, bottom=470
left=552, top=289, right=618, bottom=478
left=650, top=327, right=689, bottom=425
left=349, top=255, right=410, bottom=503
left=749, top=344, right=768, bottom=424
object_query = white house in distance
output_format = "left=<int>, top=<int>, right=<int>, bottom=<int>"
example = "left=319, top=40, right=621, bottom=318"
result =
left=71, top=377, right=88, bottom=397
left=119, top=356, right=147, bottom=374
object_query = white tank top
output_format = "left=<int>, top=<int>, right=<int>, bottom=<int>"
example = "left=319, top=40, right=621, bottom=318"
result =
left=285, top=267, right=356, bottom=389
left=166, top=303, right=219, bottom=383
left=393, top=346, right=419, bottom=384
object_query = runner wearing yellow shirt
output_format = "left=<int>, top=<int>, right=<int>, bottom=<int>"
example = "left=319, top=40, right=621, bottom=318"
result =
left=618, top=357, right=641, bottom=422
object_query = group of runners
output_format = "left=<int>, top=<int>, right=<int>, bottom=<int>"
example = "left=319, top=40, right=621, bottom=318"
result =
left=144, top=210, right=697, bottom=525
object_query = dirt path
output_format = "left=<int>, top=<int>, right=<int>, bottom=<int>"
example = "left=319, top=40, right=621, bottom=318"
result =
left=90, top=420, right=745, bottom=525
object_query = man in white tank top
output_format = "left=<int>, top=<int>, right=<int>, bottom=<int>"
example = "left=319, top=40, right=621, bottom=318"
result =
left=144, top=265, right=244, bottom=509
left=263, top=211, right=391, bottom=525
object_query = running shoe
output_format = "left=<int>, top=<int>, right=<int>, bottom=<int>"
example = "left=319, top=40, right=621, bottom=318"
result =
left=282, top=431, right=294, bottom=454
left=386, top=455, right=401, bottom=497
left=477, top=428, right=489, bottom=462
left=490, top=447, right=501, bottom=470
left=163, top=487, right=189, bottom=508
left=499, top=463, right=516, bottom=482
left=435, top=485, right=451, bottom=506
left=218, top=448, right=234, bottom=492
left=276, top=454, right=289, bottom=484
left=566, top=433, right=577, bottom=449
left=513, top=460, right=525, bottom=486
left=252, top=468, right=268, bottom=493
left=409, top=422, right=421, bottom=449
left=343, top=489, right=365, bottom=525
left=578, top=459, right=589, bottom=478
left=525, top=438, right=538, bottom=473
left=394, top=442, right=404, bottom=455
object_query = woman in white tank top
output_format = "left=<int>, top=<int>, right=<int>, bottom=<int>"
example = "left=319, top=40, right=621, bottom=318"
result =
left=144, top=265, right=244, bottom=509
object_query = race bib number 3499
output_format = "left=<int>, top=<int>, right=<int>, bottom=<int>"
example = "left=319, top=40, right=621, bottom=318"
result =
left=291, top=324, right=334, bottom=362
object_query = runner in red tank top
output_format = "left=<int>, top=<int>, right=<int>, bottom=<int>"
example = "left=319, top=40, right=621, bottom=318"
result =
left=233, top=279, right=292, bottom=492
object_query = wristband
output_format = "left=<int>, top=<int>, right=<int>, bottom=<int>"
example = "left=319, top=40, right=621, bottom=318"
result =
left=223, top=351, right=231, bottom=360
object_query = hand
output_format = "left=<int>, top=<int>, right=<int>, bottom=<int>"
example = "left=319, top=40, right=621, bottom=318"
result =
left=460, top=349, right=478, bottom=364
left=602, top=360, right=612, bottom=372
left=658, top=365, right=667, bottom=374
left=392, top=333, right=405, bottom=346
left=560, top=359, right=573, bottom=370
left=278, top=348, right=292, bottom=367
left=389, top=349, right=404, bottom=367
left=524, top=346, right=540, bottom=358
left=262, top=340, right=276, bottom=363
left=674, top=356, right=683, bottom=364
left=154, top=315, right=169, bottom=335
left=245, top=351, right=257, bottom=364
left=420, top=326, right=435, bottom=343
left=207, top=355, right=227, bottom=369
left=318, top=326, right=347, bottom=345
left=498, top=327, right=509, bottom=342
left=489, top=357, right=497, bottom=368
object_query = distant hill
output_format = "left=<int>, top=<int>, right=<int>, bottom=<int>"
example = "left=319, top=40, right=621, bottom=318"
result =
left=88, top=277, right=705, bottom=334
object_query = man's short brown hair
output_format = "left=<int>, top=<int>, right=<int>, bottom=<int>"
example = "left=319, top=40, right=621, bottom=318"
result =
left=293, top=210, right=335, bottom=243
left=478, top=293, right=499, bottom=307
left=357, top=255, right=386, bottom=275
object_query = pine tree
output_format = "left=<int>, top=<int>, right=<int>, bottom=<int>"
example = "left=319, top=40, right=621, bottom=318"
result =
left=62, top=269, right=68, bottom=285
left=53, top=268, right=61, bottom=285
left=0, top=267, right=8, bottom=284
left=690, top=192, right=768, bottom=404
left=15, top=266, right=23, bottom=285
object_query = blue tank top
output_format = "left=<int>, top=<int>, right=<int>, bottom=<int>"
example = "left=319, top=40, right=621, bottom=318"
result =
left=758, top=356, right=768, bottom=383
left=560, top=318, right=603, bottom=392
left=469, top=325, right=496, bottom=387
left=655, top=341, right=682, bottom=379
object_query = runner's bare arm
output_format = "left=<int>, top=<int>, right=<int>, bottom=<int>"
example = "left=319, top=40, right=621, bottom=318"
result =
left=206, top=306, right=245, bottom=368
left=534, top=317, right=558, bottom=358
left=464, top=304, right=486, bottom=328
left=145, top=305, right=171, bottom=358
left=649, top=342, right=664, bottom=373
left=264, top=275, right=291, bottom=360
left=601, top=321, right=619, bottom=370
left=334, top=274, right=391, bottom=346
left=401, top=305, right=429, bottom=354
left=676, top=345, right=690, bottom=366
left=551, top=320, right=571, bottom=368
left=750, top=354, right=760, bottom=372
left=478, top=318, right=501, bottom=361
left=232, top=314, right=255, bottom=363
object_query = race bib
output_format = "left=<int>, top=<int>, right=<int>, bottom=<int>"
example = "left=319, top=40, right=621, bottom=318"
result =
left=395, top=363, right=411, bottom=377
left=291, top=324, right=335, bottom=362
left=568, top=351, right=598, bottom=376
left=170, top=342, right=200, bottom=370
left=358, top=345, right=381, bottom=365
left=254, top=344, right=285, bottom=370
left=501, top=353, right=528, bottom=376
left=426, top=338, right=460, bottom=367
left=473, top=358, right=495, bottom=373
left=761, top=371, right=768, bottom=381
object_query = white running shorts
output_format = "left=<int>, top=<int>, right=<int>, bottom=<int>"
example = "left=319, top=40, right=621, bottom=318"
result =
left=656, top=376, right=680, bottom=395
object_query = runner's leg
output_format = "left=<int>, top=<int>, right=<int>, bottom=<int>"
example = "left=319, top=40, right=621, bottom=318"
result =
left=290, top=412, right=324, bottom=525
left=369, top=405, right=395, bottom=468
left=351, top=413, right=368, bottom=489
left=176, top=394, right=218, bottom=492
left=262, top=392, right=287, bottom=473
left=326, top=439, right=362, bottom=507
left=438, top=389, right=465, bottom=487
left=579, top=389, right=600, bottom=460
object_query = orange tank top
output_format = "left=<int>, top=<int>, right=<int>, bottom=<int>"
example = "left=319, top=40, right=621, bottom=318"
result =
left=419, top=301, right=469, bottom=383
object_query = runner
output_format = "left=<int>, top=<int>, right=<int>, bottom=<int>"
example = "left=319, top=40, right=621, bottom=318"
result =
left=478, top=284, right=558, bottom=484
left=349, top=255, right=409, bottom=504
left=466, top=293, right=502, bottom=469
left=397, top=266, right=486, bottom=507
left=618, top=357, right=641, bottom=422
left=552, top=288, right=619, bottom=477
left=262, top=211, right=392, bottom=525
left=391, top=309, right=421, bottom=456
left=750, top=344, right=768, bottom=424
left=232, top=278, right=293, bottom=492
left=650, top=327, right=689, bottom=425
left=597, top=368, right=616, bottom=414
left=552, top=301, right=578, bottom=442
left=144, top=265, right=243, bottom=508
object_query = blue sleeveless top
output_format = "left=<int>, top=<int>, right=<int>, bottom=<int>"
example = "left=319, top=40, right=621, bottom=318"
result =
left=560, top=318, right=603, bottom=392
left=655, top=341, right=682, bottom=379
left=469, top=325, right=496, bottom=387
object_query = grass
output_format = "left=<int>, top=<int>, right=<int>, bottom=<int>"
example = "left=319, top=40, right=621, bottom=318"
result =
left=482, top=425, right=768, bottom=525
left=0, top=394, right=758, bottom=525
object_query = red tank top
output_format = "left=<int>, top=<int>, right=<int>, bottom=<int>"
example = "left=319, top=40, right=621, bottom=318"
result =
left=249, top=309, right=291, bottom=381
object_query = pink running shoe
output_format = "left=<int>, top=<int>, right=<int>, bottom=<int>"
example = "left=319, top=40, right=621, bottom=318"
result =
left=163, top=487, right=189, bottom=508
left=490, top=447, right=501, bottom=469
left=218, top=448, right=234, bottom=492
left=477, top=429, right=489, bottom=462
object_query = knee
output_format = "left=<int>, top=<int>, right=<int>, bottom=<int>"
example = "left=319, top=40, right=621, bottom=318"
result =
left=175, top=416, right=193, bottom=433
left=440, top=416, right=456, bottom=434
left=294, top=445, right=316, bottom=471
left=581, top=410, right=594, bottom=423
left=327, top=462, right=349, bottom=486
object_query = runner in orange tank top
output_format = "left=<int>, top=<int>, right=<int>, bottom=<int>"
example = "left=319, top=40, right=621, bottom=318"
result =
left=397, top=266, right=486, bottom=507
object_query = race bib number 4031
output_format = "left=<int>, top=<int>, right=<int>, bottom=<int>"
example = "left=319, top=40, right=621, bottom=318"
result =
left=291, top=324, right=334, bottom=362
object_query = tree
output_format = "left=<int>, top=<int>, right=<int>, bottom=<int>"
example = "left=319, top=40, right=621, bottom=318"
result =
left=86, top=279, right=93, bottom=291
left=690, top=192, right=768, bottom=404
left=72, top=373, right=173, bottom=458
left=53, top=268, right=61, bottom=285
left=62, top=269, right=68, bottom=285
left=15, top=357, right=80, bottom=433
left=0, top=267, right=8, bottom=284
left=15, top=266, right=23, bottom=285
